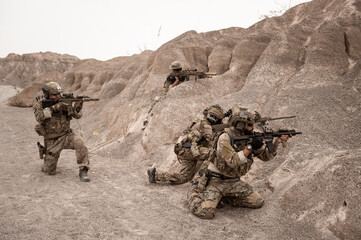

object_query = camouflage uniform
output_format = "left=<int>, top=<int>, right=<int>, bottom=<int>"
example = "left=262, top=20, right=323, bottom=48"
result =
left=187, top=109, right=274, bottom=219
left=148, top=105, right=225, bottom=184
left=155, top=119, right=214, bottom=184
left=33, top=82, right=90, bottom=181
left=164, top=61, right=189, bottom=91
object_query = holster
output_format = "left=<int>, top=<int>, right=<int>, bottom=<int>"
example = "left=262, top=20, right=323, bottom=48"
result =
left=37, top=142, right=45, bottom=159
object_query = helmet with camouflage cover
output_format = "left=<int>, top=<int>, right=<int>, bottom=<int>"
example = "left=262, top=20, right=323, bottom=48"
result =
left=42, top=82, right=62, bottom=99
left=203, top=104, right=224, bottom=124
left=169, top=61, right=182, bottom=70
left=229, top=108, right=255, bottom=131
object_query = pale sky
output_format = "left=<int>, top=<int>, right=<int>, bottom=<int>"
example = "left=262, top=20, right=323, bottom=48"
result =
left=0, top=0, right=311, bottom=61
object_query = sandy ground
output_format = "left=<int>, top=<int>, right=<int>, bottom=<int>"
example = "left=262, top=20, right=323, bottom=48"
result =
left=0, top=85, right=329, bottom=240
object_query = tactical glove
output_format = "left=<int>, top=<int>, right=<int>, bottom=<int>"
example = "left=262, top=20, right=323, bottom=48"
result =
left=224, top=109, right=233, bottom=117
left=50, top=102, right=69, bottom=113
left=250, top=137, right=264, bottom=150
left=254, top=111, right=262, bottom=122
left=197, top=170, right=209, bottom=192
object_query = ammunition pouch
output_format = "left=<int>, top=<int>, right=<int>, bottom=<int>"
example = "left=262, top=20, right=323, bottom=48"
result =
left=197, top=170, right=209, bottom=192
left=213, top=153, right=226, bottom=172
left=174, top=142, right=194, bottom=163
left=190, top=142, right=200, bottom=158
left=35, top=124, right=46, bottom=136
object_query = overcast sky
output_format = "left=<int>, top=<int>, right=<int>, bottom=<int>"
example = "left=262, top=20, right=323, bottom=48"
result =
left=0, top=0, right=310, bottom=61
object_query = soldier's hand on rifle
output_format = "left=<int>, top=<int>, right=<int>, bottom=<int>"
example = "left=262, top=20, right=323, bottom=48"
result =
left=224, top=109, right=232, bottom=117
left=74, top=101, right=83, bottom=112
left=171, top=77, right=180, bottom=87
left=276, top=128, right=293, bottom=143
left=50, top=102, right=70, bottom=113
left=276, top=135, right=291, bottom=143
left=250, top=137, right=264, bottom=150
left=273, top=134, right=292, bottom=155
left=254, top=111, right=262, bottom=122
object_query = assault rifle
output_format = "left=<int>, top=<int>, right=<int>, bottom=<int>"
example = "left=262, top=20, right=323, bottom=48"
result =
left=231, top=129, right=302, bottom=153
left=256, top=114, right=296, bottom=129
left=42, top=93, right=99, bottom=108
left=182, top=69, right=217, bottom=80
left=42, top=93, right=99, bottom=115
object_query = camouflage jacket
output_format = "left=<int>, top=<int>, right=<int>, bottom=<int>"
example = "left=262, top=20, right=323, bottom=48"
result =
left=33, top=96, right=82, bottom=139
left=208, top=128, right=274, bottom=178
left=174, top=119, right=215, bottom=160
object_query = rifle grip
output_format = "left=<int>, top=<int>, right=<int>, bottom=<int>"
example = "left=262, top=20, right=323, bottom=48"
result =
left=266, top=140, right=276, bottom=153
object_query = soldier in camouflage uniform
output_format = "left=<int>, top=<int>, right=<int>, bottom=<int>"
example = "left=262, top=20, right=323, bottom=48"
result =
left=187, top=108, right=291, bottom=219
left=147, top=105, right=225, bottom=184
left=33, top=82, right=91, bottom=182
left=164, top=61, right=189, bottom=92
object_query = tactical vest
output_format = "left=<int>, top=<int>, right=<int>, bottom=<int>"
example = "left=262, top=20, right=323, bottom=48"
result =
left=211, top=128, right=254, bottom=177
left=34, top=97, right=72, bottom=139
left=43, top=112, right=71, bottom=139
left=174, top=119, right=214, bottom=161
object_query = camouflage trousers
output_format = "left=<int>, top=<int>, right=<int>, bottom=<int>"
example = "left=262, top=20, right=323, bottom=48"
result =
left=155, top=159, right=199, bottom=184
left=41, top=132, right=90, bottom=175
left=187, top=178, right=264, bottom=219
left=155, top=147, right=208, bottom=184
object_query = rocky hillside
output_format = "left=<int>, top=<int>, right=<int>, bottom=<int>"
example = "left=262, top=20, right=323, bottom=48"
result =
left=2, top=0, right=361, bottom=238
left=0, top=52, right=79, bottom=107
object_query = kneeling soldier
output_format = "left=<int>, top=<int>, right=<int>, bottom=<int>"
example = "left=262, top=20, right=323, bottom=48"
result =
left=147, top=105, right=225, bottom=184
left=187, top=108, right=291, bottom=219
left=33, top=82, right=91, bottom=182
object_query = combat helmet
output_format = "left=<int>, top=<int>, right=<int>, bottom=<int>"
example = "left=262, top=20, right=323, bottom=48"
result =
left=203, top=104, right=224, bottom=124
left=42, top=82, right=62, bottom=99
left=169, top=61, right=182, bottom=70
left=229, top=108, right=255, bottom=131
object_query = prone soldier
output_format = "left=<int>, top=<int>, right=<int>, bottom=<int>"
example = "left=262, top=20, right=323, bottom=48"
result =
left=164, top=61, right=216, bottom=92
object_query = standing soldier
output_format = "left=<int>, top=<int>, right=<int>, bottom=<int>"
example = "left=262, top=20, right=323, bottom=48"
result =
left=33, top=82, right=91, bottom=182
left=187, top=108, right=291, bottom=219
left=147, top=105, right=225, bottom=184
left=164, top=61, right=189, bottom=92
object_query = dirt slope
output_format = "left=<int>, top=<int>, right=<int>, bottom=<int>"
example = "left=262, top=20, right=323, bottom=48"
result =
left=0, top=85, right=328, bottom=240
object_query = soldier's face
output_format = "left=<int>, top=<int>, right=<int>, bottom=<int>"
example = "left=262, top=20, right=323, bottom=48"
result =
left=50, top=94, right=60, bottom=99
left=245, top=125, right=253, bottom=131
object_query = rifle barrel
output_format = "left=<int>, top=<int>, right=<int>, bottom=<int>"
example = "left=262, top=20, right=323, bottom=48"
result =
left=271, top=116, right=296, bottom=120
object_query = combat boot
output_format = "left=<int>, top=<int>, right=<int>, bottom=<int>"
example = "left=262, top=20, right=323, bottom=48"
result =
left=79, top=167, right=91, bottom=182
left=147, top=167, right=156, bottom=183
